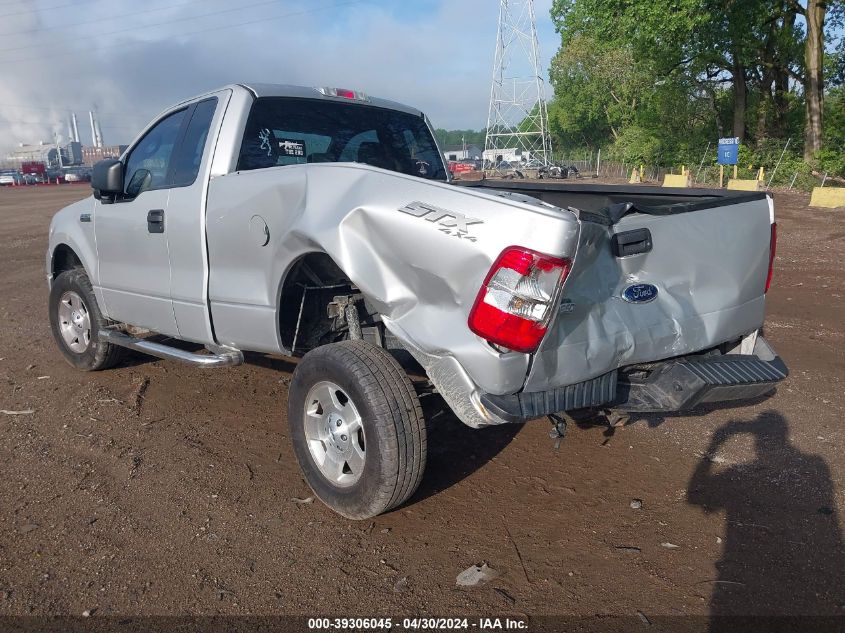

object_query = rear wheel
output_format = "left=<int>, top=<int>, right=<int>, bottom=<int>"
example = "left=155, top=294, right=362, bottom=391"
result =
left=49, top=268, right=124, bottom=371
left=287, top=340, right=427, bottom=519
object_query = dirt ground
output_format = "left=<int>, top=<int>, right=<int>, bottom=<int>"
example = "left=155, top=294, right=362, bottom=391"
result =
left=0, top=184, right=843, bottom=627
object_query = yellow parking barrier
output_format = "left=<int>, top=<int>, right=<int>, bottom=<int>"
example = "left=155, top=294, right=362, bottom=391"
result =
left=662, top=174, right=691, bottom=188
left=727, top=179, right=764, bottom=191
left=809, top=187, right=845, bottom=208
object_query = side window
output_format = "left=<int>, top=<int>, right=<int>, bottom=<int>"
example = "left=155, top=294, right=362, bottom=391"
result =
left=124, top=109, right=187, bottom=194
left=170, top=98, right=218, bottom=187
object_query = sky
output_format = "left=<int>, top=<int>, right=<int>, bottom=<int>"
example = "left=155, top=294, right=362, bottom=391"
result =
left=0, top=0, right=559, bottom=152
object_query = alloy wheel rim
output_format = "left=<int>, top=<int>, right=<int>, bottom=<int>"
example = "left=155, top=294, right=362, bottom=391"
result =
left=58, top=290, right=91, bottom=353
left=303, top=380, right=365, bottom=487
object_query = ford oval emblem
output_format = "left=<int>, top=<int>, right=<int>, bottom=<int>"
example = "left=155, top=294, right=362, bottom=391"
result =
left=622, top=283, right=658, bottom=304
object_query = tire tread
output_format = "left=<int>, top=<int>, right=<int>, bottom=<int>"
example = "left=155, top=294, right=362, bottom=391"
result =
left=50, top=268, right=124, bottom=371
left=289, top=340, right=426, bottom=518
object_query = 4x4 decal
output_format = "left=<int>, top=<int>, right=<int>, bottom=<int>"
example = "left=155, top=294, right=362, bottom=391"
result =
left=398, top=201, right=482, bottom=242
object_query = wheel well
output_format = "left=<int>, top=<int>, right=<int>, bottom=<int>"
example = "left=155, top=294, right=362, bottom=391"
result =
left=52, top=244, right=83, bottom=278
left=279, top=253, right=358, bottom=354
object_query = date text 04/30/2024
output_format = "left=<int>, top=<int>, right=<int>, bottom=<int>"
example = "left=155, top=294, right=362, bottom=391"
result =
left=306, top=617, right=528, bottom=630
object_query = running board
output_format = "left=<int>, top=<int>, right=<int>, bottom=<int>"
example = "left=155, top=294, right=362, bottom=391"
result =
left=98, top=330, right=243, bottom=368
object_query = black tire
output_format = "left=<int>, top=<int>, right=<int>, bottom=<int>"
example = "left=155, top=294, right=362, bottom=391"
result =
left=287, top=340, right=427, bottom=519
left=49, top=268, right=125, bottom=371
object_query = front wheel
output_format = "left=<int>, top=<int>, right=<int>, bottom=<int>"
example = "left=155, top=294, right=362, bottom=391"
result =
left=49, top=268, right=124, bottom=371
left=287, top=340, right=427, bottom=519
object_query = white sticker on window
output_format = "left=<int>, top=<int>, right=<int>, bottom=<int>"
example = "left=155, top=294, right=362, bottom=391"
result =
left=278, top=139, right=305, bottom=158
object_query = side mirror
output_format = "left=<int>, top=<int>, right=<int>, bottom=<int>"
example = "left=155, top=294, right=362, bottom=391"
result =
left=126, top=169, right=152, bottom=198
left=91, top=159, right=123, bottom=197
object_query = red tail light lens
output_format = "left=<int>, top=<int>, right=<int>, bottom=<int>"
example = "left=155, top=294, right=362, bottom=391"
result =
left=468, top=246, right=572, bottom=353
left=765, top=222, right=777, bottom=293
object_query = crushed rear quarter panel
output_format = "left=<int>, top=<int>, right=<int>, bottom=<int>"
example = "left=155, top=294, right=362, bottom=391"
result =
left=204, top=162, right=581, bottom=398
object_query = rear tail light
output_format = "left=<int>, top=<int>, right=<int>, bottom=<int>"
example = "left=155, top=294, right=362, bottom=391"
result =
left=765, top=222, right=777, bottom=293
left=468, top=246, right=572, bottom=353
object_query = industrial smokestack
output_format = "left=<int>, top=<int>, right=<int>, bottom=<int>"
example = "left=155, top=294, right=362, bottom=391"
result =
left=94, top=115, right=104, bottom=148
left=89, top=111, right=97, bottom=147
left=71, top=113, right=80, bottom=143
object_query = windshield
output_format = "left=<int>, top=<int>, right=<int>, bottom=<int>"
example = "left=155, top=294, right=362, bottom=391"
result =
left=237, top=97, right=447, bottom=181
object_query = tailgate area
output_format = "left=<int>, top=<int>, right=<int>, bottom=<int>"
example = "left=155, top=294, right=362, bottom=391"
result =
left=524, top=196, right=774, bottom=392
left=615, top=335, right=788, bottom=412
left=481, top=335, right=787, bottom=421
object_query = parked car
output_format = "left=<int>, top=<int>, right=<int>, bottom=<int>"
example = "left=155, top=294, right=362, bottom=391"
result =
left=46, top=83, right=787, bottom=519
left=540, top=163, right=580, bottom=179
left=0, top=170, right=20, bottom=185
left=522, top=159, right=544, bottom=169
left=447, top=160, right=474, bottom=174
left=491, top=160, right=514, bottom=171
left=62, top=168, right=91, bottom=183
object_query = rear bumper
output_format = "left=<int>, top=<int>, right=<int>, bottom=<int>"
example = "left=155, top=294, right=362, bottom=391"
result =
left=613, top=336, right=787, bottom=413
left=480, top=336, right=788, bottom=422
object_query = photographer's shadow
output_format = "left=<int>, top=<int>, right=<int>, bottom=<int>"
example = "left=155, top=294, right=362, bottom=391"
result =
left=686, top=411, right=845, bottom=625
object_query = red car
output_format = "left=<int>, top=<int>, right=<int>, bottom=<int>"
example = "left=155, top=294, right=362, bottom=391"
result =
left=448, top=161, right=475, bottom=174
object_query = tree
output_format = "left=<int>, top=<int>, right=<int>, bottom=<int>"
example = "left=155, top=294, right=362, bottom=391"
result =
left=433, top=129, right=486, bottom=149
left=793, top=0, right=828, bottom=159
left=550, top=0, right=741, bottom=162
left=547, top=0, right=845, bottom=172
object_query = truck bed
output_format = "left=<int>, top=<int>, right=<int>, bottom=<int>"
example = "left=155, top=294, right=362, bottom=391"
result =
left=455, top=179, right=769, bottom=222
left=457, top=178, right=775, bottom=394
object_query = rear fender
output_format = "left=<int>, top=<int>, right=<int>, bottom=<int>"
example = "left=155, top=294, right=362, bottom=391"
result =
left=206, top=164, right=581, bottom=397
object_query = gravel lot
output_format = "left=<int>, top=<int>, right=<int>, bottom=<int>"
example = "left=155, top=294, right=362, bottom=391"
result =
left=0, top=184, right=843, bottom=626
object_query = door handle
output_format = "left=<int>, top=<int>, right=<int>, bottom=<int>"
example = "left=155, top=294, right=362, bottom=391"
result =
left=147, top=209, right=164, bottom=233
left=612, top=228, right=652, bottom=257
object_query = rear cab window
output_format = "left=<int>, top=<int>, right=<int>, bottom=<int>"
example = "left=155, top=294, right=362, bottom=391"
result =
left=236, top=97, right=447, bottom=181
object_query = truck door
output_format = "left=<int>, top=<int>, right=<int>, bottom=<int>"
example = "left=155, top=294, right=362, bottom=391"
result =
left=162, top=96, right=223, bottom=343
left=95, top=108, right=189, bottom=336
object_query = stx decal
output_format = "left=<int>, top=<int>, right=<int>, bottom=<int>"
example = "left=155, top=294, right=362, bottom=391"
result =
left=398, top=201, right=483, bottom=241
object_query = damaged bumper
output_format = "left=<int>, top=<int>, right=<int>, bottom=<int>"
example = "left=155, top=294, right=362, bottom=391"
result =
left=480, top=336, right=788, bottom=423
left=613, top=336, right=787, bottom=413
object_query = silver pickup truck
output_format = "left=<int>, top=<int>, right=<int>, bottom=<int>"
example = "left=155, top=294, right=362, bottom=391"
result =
left=46, top=83, right=787, bottom=519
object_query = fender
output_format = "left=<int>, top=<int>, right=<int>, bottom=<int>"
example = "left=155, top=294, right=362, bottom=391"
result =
left=46, top=196, right=108, bottom=313
left=47, top=199, right=97, bottom=281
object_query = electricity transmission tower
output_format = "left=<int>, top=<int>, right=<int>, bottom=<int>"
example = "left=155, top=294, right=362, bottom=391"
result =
left=485, top=0, right=553, bottom=168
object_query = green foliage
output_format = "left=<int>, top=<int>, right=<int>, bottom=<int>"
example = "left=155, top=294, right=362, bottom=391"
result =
left=817, top=88, right=845, bottom=176
left=692, top=143, right=815, bottom=190
left=824, top=87, right=845, bottom=150
left=545, top=0, right=845, bottom=179
left=817, top=148, right=845, bottom=176
left=433, top=129, right=485, bottom=149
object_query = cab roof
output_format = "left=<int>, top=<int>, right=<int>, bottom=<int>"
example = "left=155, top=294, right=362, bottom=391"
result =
left=237, top=83, right=425, bottom=118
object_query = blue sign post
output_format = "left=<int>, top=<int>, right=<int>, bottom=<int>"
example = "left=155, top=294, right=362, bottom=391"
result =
left=717, top=137, right=740, bottom=187
left=718, top=137, right=740, bottom=165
